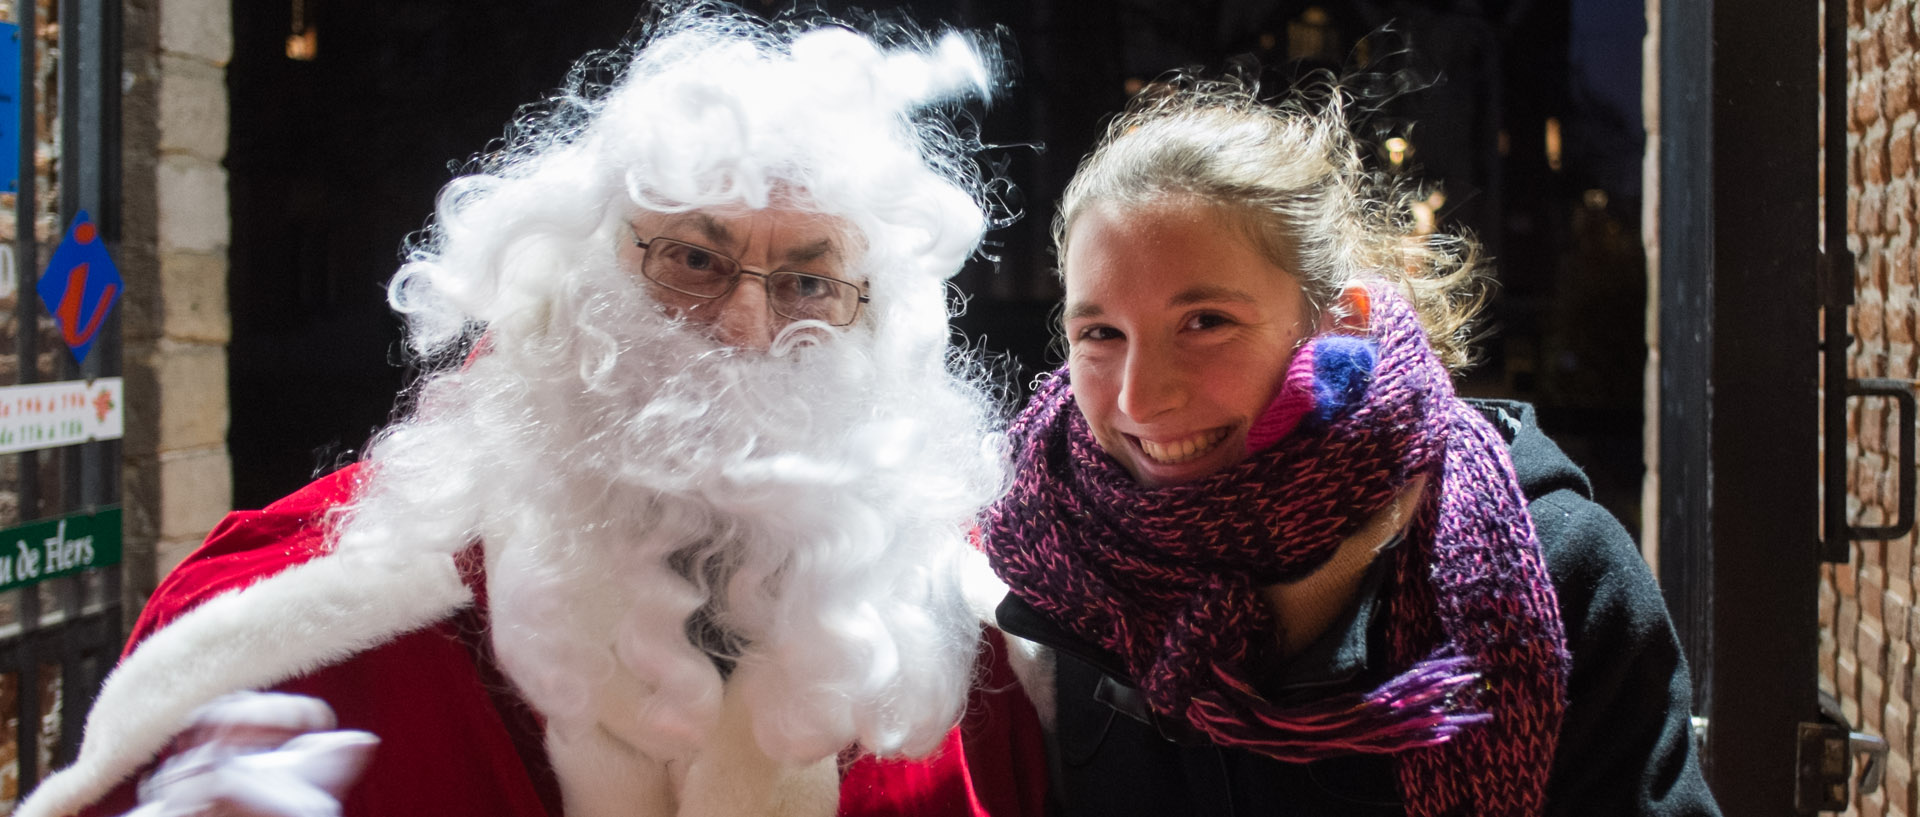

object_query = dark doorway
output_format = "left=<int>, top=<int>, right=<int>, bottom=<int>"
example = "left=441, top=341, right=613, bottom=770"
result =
left=227, top=0, right=1650, bottom=540
left=227, top=1, right=646, bottom=508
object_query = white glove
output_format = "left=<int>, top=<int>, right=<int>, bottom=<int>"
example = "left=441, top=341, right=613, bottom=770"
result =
left=124, top=692, right=379, bottom=817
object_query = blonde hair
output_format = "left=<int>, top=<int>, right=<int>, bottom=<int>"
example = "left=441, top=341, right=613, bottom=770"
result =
left=1053, top=77, right=1487, bottom=370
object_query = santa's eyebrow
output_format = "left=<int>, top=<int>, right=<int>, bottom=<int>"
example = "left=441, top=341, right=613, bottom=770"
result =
left=783, top=239, right=838, bottom=266
left=679, top=213, right=736, bottom=248
left=657, top=214, right=839, bottom=267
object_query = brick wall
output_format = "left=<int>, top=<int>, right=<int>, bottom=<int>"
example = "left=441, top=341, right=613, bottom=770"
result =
left=1823, top=0, right=1920, bottom=815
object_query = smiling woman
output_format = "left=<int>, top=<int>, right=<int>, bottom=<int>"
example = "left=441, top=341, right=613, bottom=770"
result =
left=963, top=77, right=1725, bottom=817
left=1061, top=198, right=1329, bottom=487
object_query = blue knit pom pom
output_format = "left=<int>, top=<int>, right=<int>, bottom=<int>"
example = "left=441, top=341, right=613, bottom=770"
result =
left=1310, top=335, right=1378, bottom=423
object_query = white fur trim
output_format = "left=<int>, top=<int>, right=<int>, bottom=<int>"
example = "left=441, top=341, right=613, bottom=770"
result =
left=959, top=549, right=1055, bottom=731
left=956, top=548, right=1008, bottom=627
left=1000, top=634, right=1056, bottom=732
left=546, top=660, right=838, bottom=817
left=16, top=548, right=473, bottom=817
left=545, top=725, right=678, bottom=817
left=674, top=662, right=836, bottom=817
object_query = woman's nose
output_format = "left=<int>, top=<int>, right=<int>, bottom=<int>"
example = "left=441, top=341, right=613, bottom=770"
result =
left=1116, top=343, right=1185, bottom=421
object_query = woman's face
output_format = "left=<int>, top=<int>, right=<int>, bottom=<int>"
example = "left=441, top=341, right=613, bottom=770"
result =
left=1062, top=199, right=1321, bottom=487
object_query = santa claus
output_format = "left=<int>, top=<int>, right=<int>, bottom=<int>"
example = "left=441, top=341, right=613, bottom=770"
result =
left=18, top=6, right=1016, bottom=817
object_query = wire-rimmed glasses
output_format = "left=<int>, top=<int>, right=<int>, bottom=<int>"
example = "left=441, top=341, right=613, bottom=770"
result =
left=634, top=236, right=869, bottom=327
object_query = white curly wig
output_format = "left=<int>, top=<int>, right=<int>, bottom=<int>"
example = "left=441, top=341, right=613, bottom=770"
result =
left=320, top=4, right=1009, bottom=768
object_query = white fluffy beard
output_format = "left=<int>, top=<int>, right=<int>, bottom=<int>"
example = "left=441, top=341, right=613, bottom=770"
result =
left=331, top=266, right=999, bottom=769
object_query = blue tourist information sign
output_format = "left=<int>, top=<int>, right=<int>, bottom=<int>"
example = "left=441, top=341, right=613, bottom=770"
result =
left=37, top=211, right=122, bottom=365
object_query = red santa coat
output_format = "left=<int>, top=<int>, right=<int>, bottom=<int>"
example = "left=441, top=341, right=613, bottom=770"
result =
left=15, top=465, right=1049, bottom=817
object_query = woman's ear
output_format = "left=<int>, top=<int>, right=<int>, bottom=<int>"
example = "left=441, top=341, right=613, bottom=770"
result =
left=1319, top=284, right=1371, bottom=334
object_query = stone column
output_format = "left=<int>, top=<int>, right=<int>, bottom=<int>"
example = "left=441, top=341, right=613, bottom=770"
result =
left=120, top=0, right=232, bottom=610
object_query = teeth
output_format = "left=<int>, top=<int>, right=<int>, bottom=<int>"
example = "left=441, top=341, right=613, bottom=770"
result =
left=1138, top=428, right=1229, bottom=464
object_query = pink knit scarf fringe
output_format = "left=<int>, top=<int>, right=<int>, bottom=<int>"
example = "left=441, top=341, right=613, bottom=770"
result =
left=981, top=290, right=1569, bottom=816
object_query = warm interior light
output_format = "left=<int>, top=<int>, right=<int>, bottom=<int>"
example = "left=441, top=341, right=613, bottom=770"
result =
left=1545, top=117, right=1563, bottom=172
left=1410, top=191, right=1446, bottom=236
left=286, top=29, right=317, bottom=61
left=1384, top=136, right=1409, bottom=167
left=286, top=0, right=317, bottom=61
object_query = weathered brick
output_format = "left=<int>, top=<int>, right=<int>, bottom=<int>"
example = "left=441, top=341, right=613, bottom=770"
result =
left=1891, top=304, right=1916, bottom=346
left=1874, top=134, right=1896, bottom=186
left=1864, top=70, right=1888, bottom=130
left=1863, top=301, right=1890, bottom=367
left=1892, top=242, right=1917, bottom=287
left=159, top=251, right=230, bottom=344
left=156, top=156, right=228, bottom=254
left=1866, top=183, right=1889, bottom=236
left=1885, top=755, right=1911, bottom=817
left=1855, top=188, right=1868, bottom=251
left=1913, top=120, right=1920, bottom=184
left=159, top=0, right=232, bottom=66
left=1867, top=400, right=1890, bottom=455
left=1861, top=456, right=1885, bottom=510
left=146, top=340, right=229, bottom=451
left=157, top=445, right=231, bottom=542
left=1895, top=641, right=1916, bottom=707
left=1891, top=587, right=1913, bottom=642
left=1894, top=124, right=1915, bottom=180
left=1892, top=57, right=1917, bottom=118
left=1890, top=181, right=1915, bottom=234
left=1890, top=5, right=1917, bottom=54
left=157, top=55, right=228, bottom=161
left=1888, top=701, right=1913, bottom=770
left=1869, top=569, right=1890, bottom=622
left=1860, top=127, right=1872, bottom=186
left=1843, top=647, right=1863, bottom=703
left=1868, top=669, right=1888, bottom=731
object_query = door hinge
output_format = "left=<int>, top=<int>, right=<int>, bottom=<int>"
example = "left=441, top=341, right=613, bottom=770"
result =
left=1796, top=720, right=1889, bottom=813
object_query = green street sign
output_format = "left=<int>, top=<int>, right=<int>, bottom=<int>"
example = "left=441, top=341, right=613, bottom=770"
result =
left=0, top=507, right=120, bottom=593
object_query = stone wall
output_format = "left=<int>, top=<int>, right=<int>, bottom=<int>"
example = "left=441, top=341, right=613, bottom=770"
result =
left=1823, top=0, right=1920, bottom=815
left=119, top=0, right=231, bottom=609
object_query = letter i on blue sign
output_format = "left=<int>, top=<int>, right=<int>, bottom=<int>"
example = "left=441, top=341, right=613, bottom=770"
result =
left=37, top=212, right=123, bottom=365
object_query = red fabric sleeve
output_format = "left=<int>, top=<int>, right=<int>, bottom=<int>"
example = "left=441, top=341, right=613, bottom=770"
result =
left=837, top=629, right=1050, bottom=817
left=124, top=464, right=368, bottom=653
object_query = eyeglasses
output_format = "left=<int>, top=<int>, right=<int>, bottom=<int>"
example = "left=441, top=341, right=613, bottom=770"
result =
left=634, top=236, right=870, bottom=327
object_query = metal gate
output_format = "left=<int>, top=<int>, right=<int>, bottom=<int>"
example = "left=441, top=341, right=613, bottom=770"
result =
left=0, top=0, right=123, bottom=809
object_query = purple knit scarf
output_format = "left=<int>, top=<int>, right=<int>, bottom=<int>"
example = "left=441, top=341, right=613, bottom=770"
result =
left=981, top=290, right=1570, bottom=816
